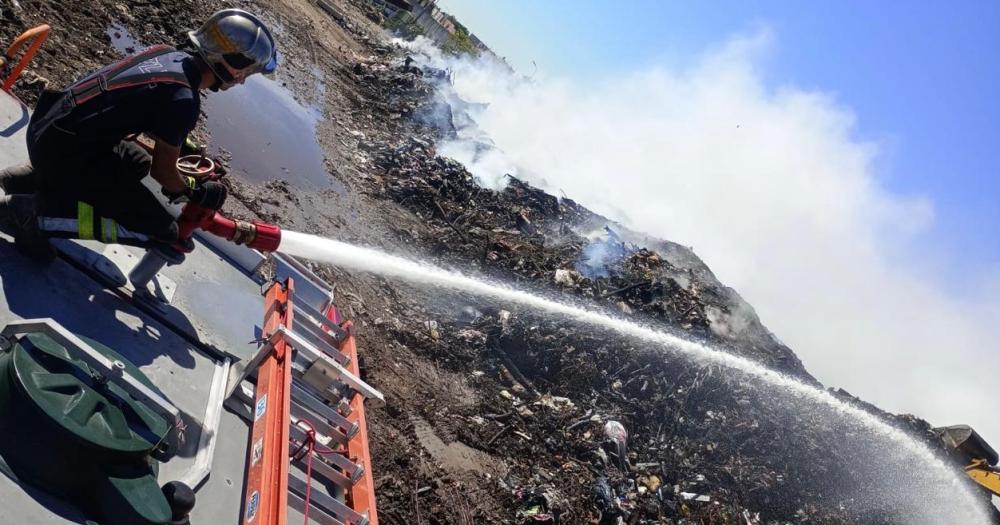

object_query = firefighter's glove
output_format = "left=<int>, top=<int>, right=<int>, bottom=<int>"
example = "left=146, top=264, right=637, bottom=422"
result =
left=189, top=181, right=228, bottom=210
left=162, top=176, right=198, bottom=204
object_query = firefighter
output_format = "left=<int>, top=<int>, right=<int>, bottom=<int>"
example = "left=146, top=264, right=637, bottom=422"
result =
left=0, top=9, right=278, bottom=260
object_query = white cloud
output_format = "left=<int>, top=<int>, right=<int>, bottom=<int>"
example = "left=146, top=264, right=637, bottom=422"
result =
left=402, top=32, right=1000, bottom=446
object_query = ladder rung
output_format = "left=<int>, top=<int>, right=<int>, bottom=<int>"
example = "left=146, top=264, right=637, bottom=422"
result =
left=290, top=446, right=356, bottom=490
left=292, top=408, right=350, bottom=446
left=288, top=491, right=346, bottom=525
left=289, top=475, right=369, bottom=525
left=288, top=424, right=365, bottom=485
left=292, top=383, right=360, bottom=439
left=322, top=449, right=365, bottom=482
left=296, top=301, right=350, bottom=343
left=293, top=320, right=351, bottom=366
left=231, top=392, right=364, bottom=485
left=277, top=327, right=385, bottom=407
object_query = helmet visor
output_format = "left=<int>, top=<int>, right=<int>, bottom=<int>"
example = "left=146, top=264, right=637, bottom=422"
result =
left=262, top=53, right=278, bottom=75
left=246, top=29, right=278, bottom=75
left=221, top=28, right=277, bottom=77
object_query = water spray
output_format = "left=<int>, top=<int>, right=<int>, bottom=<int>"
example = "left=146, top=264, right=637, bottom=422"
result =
left=276, top=230, right=992, bottom=525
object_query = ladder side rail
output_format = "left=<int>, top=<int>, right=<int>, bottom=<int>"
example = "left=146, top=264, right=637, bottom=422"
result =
left=330, top=315, right=379, bottom=525
left=241, top=279, right=295, bottom=525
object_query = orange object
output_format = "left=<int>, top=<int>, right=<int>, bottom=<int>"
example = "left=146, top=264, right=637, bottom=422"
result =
left=242, top=279, right=295, bottom=525
left=3, top=25, right=50, bottom=93
left=240, top=282, right=379, bottom=525
left=326, top=313, right=380, bottom=525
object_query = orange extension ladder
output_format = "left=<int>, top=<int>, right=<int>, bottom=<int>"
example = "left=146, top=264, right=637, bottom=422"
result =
left=228, top=278, right=384, bottom=525
left=2, top=24, right=50, bottom=94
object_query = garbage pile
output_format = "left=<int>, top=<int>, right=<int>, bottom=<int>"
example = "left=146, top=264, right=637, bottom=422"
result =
left=368, top=126, right=810, bottom=378
left=349, top=53, right=456, bottom=147
left=337, top=38, right=987, bottom=524
left=376, top=279, right=988, bottom=524
left=4, top=0, right=986, bottom=521
left=0, top=0, right=219, bottom=105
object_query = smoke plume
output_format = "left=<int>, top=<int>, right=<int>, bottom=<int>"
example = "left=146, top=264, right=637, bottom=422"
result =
left=399, top=32, right=1000, bottom=445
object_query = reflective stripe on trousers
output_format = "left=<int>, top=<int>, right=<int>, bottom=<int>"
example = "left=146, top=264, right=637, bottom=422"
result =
left=38, top=202, right=148, bottom=244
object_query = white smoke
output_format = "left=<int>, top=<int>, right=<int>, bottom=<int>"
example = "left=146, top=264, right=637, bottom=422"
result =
left=397, top=33, right=1000, bottom=446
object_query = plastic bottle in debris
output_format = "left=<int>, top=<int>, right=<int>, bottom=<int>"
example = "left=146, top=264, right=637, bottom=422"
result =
left=603, top=420, right=629, bottom=472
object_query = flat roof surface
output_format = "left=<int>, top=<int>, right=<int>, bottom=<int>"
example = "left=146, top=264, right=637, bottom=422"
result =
left=0, top=90, right=30, bottom=168
left=0, top=87, right=352, bottom=524
left=0, top=92, right=272, bottom=522
left=0, top=232, right=266, bottom=523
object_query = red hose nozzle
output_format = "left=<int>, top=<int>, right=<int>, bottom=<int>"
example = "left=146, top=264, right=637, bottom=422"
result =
left=243, top=220, right=282, bottom=252
left=175, top=203, right=282, bottom=252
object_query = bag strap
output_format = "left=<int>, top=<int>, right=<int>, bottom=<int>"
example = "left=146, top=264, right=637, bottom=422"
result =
left=28, top=45, right=192, bottom=144
left=68, top=45, right=190, bottom=106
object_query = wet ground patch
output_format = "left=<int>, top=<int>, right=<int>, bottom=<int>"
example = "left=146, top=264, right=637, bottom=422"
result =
left=203, top=74, right=344, bottom=192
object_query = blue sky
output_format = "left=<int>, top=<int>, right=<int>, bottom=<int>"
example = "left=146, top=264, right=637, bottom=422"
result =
left=437, top=0, right=1000, bottom=283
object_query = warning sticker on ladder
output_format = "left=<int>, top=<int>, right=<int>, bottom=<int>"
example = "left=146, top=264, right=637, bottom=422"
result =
left=251, top=438, right=263, bottom=466
left=245, top=490, right=260, bottom=522
left=255, top=394, right=267, bottom=421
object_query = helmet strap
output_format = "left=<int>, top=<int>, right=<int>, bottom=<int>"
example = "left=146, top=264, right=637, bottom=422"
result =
left=192, top=53, right=233, bottom=91
left=211, top=63, right=235, bottom=86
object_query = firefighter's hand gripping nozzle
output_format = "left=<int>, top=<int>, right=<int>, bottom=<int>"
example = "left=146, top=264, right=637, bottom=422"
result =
left=128, top=202, right=282, bottom=297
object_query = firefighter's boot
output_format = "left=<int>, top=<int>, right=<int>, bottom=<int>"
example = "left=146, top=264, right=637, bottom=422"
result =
left=0, top=194, right=55, bottom=262
left=0, top=164, right=38, bottom=195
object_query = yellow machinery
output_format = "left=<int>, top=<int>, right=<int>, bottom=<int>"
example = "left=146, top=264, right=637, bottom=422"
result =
left=935, top=425, right=1000, bottom=497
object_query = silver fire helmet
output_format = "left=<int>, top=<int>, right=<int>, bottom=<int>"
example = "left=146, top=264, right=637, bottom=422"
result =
left=188, top=9, right=278, bottom=88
